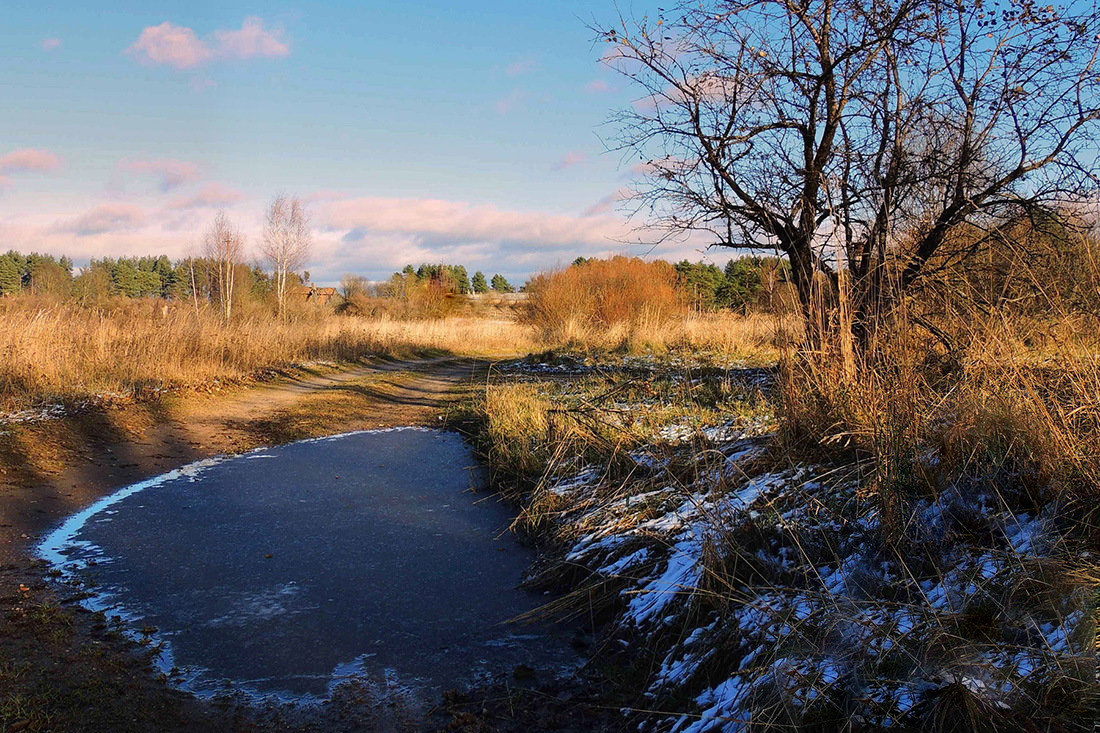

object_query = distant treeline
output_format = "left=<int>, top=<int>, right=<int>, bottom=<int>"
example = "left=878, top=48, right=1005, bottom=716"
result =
left=0, top=252, right=74, bottom=296
left=0, top=250, right=293, bottom=304
left=389, top=264, right=515, bottom=294
left=336, top=263, right=519, bottom=319
left=1, top=249, right=789, bottom=313
left=370, top=258, right=788, bottom=310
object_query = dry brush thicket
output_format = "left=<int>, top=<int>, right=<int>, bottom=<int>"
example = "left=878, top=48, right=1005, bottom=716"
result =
left=468, top=224, right=1100, bottom=729
left=522, top=256, right=791, bottom=357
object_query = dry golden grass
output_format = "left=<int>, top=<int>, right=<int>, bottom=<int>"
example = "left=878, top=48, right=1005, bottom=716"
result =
left=520, top=256, right=794, bottom=357
left=778, top=306, right=1100, bottom=509
left=0, top=288, right=785, bottom=411
left=473, top=288, right=1099, bottom=730
left=467, top=228, right=1100, bottom=730
left=675, top=311, right=792, bottom=361
left=0, top=298, right=535, bottom=410
left=478, top=383, right=556, bottom=491
left=525, top=310, right=787, bottom=357
left=778, top=216, right=1100, bottom=506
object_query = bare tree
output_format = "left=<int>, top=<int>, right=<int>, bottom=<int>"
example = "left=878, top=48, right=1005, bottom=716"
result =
left=202, top=211, right=245, bottom=323
left=261, top=195, right=312, bottom=317
left=340, top=274, right=370, bottom=300
left=601, top=0, right=1100, bottom=348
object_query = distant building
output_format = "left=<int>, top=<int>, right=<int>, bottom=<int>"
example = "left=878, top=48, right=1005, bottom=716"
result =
left=289, top=285, right=339, bottom=306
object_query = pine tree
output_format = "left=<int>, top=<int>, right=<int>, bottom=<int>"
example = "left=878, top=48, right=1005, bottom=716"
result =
left=111, top=260, right=141, bottom=297
left=449, top=265, right=470, bottom=293
left=471, top=271, right=489, bottom=293
left=0, top=256, right=21, bottom=295
left=490, top=274, right=514, bottom=293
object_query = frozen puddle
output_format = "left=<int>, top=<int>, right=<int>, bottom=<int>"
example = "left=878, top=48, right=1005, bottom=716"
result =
left=38, top=428, right=580, bottom=702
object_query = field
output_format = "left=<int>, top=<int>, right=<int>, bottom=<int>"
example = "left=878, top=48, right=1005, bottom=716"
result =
left=0, top=298, right=528, bottom=411
left=0, top=295, right=784, bottom=413
left=1, top=254, right=1097, bottom=732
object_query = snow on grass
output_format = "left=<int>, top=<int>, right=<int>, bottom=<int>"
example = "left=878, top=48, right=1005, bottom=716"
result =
left=0, top=403, right=69, bottom=424
left=627, top=534, right=705, bottom=626
left=536, top=424, right=1094, bottom=730
left=500, top=356, right=1093, bottom=729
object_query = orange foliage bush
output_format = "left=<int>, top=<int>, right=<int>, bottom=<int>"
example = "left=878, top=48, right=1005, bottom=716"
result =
left=523, top=257, right=685, bottom=346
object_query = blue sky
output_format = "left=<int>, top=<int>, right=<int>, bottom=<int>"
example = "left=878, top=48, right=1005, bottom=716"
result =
left=0, top=1, right=716, bottom=283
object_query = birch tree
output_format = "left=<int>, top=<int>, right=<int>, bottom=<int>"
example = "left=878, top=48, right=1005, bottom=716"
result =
left=261, top=195, right=312, bottom=317
left=202, top=211, right=244, bottom=323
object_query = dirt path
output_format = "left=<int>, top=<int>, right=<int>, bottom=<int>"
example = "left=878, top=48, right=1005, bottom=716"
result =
left=177, top=355, right=461, bottom=444
left=0, top=355, right=490, bottom=733
left=0, top=356, right=485, bottom=561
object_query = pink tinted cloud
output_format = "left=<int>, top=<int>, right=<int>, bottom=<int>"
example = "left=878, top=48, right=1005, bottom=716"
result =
left=552, top=151, right=586, bottom=171
left=212, top=17, right=289, bottom=60
left=625, top=157, right=695, bottom=180
left=119, top=158, right=201, bottom=191
left=323, top=197, right=629, bottom=252
left=601, top=35, right=688, bottom=71
left=55, top=204, right=146, bottom=237
left=126, top=22, right=213, bottom=69
left=41, top=38, right=62, bottom=52
left=304, top=189, right=348, bottom=203
left=168, top=182, right=243, bottom=210
left=600, top=44, right=631, bottom=65
left=125, top=17, right=288, bottom=70
left=585, top=79, right=611, bottom=94
left=0, top=148, right=64, bottom=175
left=633, top=72, right=742, bottom=113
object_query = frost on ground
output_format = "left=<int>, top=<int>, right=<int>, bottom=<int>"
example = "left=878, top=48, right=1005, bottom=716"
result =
left=526, top=428, right=1097, bottom=730
left=502, top=353, right=774, bottom=388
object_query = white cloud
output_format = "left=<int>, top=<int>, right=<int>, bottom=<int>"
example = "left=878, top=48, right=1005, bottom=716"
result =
left=323, top=196, right=630, bottom=252
left=0, top=191, right=716, bottom=286
left=125, top=17, right=289, bottom=71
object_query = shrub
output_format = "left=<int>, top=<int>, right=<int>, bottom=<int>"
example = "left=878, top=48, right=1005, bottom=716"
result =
left=523, top=256, right=684, bottom=348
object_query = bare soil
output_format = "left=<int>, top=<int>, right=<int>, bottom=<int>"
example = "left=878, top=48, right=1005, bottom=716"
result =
left=0, top=357, right=489, bottom=733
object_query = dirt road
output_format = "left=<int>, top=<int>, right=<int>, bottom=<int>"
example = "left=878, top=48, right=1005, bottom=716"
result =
left=0, top=356, right=488, bottom=733
left=0, top=356, right=486, bottom=562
